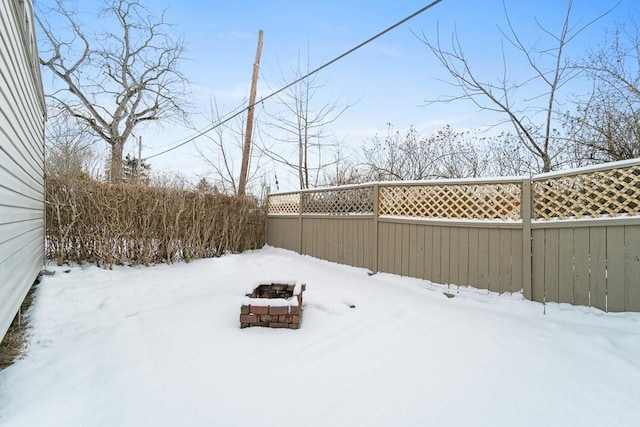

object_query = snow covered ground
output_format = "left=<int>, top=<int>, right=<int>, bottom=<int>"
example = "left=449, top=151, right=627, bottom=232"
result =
left=1, top=246, right=639, bottom=426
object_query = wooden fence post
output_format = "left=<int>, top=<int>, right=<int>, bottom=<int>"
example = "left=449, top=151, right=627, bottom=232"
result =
left=298, top=191, right=303, bottom=254
left=372, top=183, right=379, bottom=273
left=264, top=186, right=270, bottom=246
left=521, top=178, right=533, bottom=301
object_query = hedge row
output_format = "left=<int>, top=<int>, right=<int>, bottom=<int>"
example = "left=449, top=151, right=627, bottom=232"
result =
left=46, top=178, right=265, bottom=267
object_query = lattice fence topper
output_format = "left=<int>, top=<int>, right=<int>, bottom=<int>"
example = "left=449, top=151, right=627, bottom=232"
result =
left=378, top=182, right=522, bottom=220
left=302, top=186, right=374, bottom=215
left=532, top=163, right=640, bottom=220
left=267, top=192, right=300, bottom=215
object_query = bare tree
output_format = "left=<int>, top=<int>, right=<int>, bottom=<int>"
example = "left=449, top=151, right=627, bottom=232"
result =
left=45, top=108, right=100, bottom=179
left=420, top=1, right=612, bottom=173
left=195, top=98, right=264, bottom=195
left=361, top=125, right=435, bottom=181
left=360, top=124, right=500, bottom=181
left=319, top=138, right=365, bottom=186
left=569, top=18, right=640, bottom=162
left=261, top=53, right=351, bottom=189
left=37, top=0, right=189, bottom=182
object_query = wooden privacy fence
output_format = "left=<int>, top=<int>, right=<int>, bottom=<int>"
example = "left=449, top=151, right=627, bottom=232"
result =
left=266, top=159, right=640, bottom=312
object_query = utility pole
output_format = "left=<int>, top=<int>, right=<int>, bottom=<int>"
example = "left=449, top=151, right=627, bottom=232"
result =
left=238, top=29, right=263, bottom=197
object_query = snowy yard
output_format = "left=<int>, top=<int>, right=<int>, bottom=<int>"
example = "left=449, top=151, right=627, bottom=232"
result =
left=1, top=246, right=639, bottom=426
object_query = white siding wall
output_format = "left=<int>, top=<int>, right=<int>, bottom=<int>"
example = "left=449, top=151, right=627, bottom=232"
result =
left=0, top=0, right=46, bottom=341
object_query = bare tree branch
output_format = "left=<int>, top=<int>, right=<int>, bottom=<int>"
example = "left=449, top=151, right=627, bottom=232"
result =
left=260, top=51, right=353, bottom=189
left=37, top=0, right=190, bottom=182
left=417, top=0, right=612, bottom=172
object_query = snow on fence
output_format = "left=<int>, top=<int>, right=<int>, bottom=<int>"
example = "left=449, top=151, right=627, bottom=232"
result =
left=266, top=159, right=640, bottom=312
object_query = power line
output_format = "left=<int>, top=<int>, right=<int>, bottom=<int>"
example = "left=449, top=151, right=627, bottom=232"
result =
left=146, top=0, right=444, bottom=161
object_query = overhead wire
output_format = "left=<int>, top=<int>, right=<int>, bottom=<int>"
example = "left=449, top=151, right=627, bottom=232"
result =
left=146, top=0, right=444, bottom=160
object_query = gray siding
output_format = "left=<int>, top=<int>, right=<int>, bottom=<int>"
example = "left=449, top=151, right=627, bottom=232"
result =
left=0, top=0, right=46, bottom=340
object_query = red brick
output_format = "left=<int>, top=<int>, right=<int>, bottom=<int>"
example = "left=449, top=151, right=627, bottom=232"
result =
left=240, top=305, right=250, bottom=315
left=290, top=305, right=300, bottom=315
left=240, top=314, right=258, bottom=323
left=289, top=315, right=300, bottom=324
left=249, top=305, right=269, bottom=315
left=288, top=323, right=300, bottom=329
left=269, top=306, right=288, bottom=316
left=269, top=322, right=288, bottom=328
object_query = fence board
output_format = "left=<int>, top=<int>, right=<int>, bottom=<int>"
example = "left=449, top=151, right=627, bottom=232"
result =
left=359, top=220, right=366, bottom=268
left=325, top=219, right=333, bottom=262
left=409, top=224, right=418, bottom=278
left=573, top=228, right=590, bottom=307
left=320, top=219, right=328, bottom=260
left=468, top=228, right=479, bottom=288
left=379, top=222, right=389, bottom=273
left=343, top=220, right=350, bottom=264
left=320, top=219, right=329, bottom=261
left=511, top=230, right=523, bottom=293
left=302, top=220, right=311, bottom=255
left=625, top=226, right=640, bottom=311
left=557, top=228, right=574, bottom=304
left=458, top=227, right=469, bottom=287
left=416, top=225, right=425, bottom=280
left=339, top=220, right=346, bottom=264
left=450, top=227, right=460, bottom=286
left=394, top=223, right=403, bottom=275
left=338, top=219, right=345, bottom=263
left=309, top=219, right=317, bottom=258
left=311, top=219, right=318, bottom=256
left=350, top=220, right=356, bottom=266
left=441, top=227, right=451, bottom=284
left=607, top=226, right=625, bottom=312
left=365, top=220, right=373, bottom=269
left=488, top=230, right=500, bottom=292
left=335, top=219, right=342, bottom=263
left=544, top=229, right=560, bottom=304
left=402, top=224, right=410, bottom=276
left=389, top=222, right=397, bottom=274
left=499, top=229, right=512, bottom=293
left=349, top=219, right=357, bottom=266
left=532, top=229, right=545, bottom=303
left=345, top=220, right=352, bottom=265
left=478, top=228, right=489, bottom=290
left=335, top=219, right=341, bottom=263
left=432, top=227, right=442, bottom=283
left=423, top=225, right=433, bottom=280
left=589, top=227, right=607, bottom=311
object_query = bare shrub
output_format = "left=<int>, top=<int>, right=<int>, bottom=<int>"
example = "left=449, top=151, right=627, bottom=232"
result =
left=45, top=178, right=265, bottom=267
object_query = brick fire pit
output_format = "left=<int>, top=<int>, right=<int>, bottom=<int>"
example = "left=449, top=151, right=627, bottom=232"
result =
left=240, top=281, right=306, bottom=329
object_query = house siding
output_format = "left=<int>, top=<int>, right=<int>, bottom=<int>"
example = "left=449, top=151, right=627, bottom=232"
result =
left=0, top=0, right=46, bottom=341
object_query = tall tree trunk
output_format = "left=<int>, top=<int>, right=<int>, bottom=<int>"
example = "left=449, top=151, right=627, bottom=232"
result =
left=111, top=142, right=124, bottom=182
